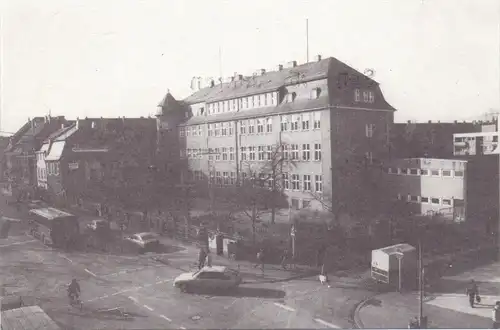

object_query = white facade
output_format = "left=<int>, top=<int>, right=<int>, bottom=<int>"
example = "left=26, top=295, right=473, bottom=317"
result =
left=36, top=143, right=50, bottom=189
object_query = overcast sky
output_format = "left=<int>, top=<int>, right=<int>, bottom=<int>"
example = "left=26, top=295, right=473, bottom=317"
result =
left=1, top=0, right=499, bottom=133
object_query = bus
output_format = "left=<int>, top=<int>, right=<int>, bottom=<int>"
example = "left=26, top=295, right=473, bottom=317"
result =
left=28, top=207, right=80, bottom=247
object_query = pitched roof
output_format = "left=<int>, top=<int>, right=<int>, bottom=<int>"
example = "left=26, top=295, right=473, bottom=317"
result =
left=44, top=122, right=76, bottom=143
left=183, top=58, right=332, bottom=105
left=157, top=92, right=179, bottom=108
left=180, top=96, right=330, bottom=126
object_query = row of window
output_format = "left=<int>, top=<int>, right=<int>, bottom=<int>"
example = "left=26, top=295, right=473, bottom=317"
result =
left=183, top=143, right=322, bottom=162
left=37, top=168, right=47, bottom=181
left=283, top=173, right=323, bottom=193
left=46, top=163, right=60, bottom=176
left=387, top=167, right=464, bottom=178
left=206, top=92, right=278, bottom=115
left=180, top=111, right=323, bottom=138
left=354, top=89, right=375, bottom=103
left=397, top=194, right=454, bottom=206
left=280, top=112, right=321, bottom=132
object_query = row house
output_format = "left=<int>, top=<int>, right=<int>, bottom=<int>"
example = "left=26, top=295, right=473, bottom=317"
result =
left=35, top=117, right=157, bottom=207
left=157, top=55, right=396, bottom=212
left=3, top=116, right=68, bottom=197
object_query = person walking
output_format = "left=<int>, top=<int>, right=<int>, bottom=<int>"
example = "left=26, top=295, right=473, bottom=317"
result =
left=281, top=249, right=289, bottom=270
left=198, top=248, right=207, bottom=270
left=254, top=248, right=265, bottom=273
left=493, top=301, right=500, bottom=328
left=466, top=279, right=479, bottom=308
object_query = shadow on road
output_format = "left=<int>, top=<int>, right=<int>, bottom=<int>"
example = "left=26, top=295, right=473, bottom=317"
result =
left=190, top=286, right=286, bottom=299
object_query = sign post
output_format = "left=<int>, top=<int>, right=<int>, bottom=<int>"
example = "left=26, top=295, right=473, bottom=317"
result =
left=394, top=251, right=404, bottom=293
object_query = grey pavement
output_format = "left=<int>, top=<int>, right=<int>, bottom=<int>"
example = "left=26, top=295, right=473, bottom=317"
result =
left=356, top=261, right=500, bottom=328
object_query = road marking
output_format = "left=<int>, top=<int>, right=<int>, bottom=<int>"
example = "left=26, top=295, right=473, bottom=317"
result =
left=143, top=304, right=154, bottom=311
left=0, top=239, right=37, bottom=248
left=160, top=314, right=172, bottom=322
left=86, top=294, right=109, bottom=302
left=84, top=268, right=97, bottom=277
left=223, top=299, right=238, bottom=310
left=59, top=254, right=73, bottom=263
left=155, top=279, right=171, bottom=285
left=180, top=327, right=186, bottom=329
left=314, top=318, right=341, bottom=328
left=128, top=296, right=138, bottom=303
left=273, top=302, right=296, bottom=312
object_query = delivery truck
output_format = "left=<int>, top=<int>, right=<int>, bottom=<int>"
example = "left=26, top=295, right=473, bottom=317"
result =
left=371, top=243, right=417, bottom=289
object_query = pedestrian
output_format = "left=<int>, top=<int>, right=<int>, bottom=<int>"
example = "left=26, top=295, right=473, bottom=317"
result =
left=281, top=249, right=289, bottom=270
left=319, top=264, right=331, bottom=288
left=198, top=248, right=207, bottom=270
left=493, top=301, right=500, bottom=329
left=254, top=248, right=265, bottom=273
left=466, top=279, right=479, bottom=308
left=206, top=249, right=212, bottom=267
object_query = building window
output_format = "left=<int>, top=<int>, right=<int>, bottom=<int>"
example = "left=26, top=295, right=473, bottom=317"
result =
left=368, top=91, right=375, bottom=103
left=228, top=122, right=234, bottom=136
left=442, top=199, right=452, bottom=206
left=198, top=148, right=203, bottom=159
left=314, top=143, right=321, bottom=161
left=216, top=171, right=222, bottom=186
left=354, top=89, right=361, bottom=102
left=240, top=120, right=246, bottom=134
left=207, top=124, right=213, bottom=136
left=302, top=200, right=311, bottom=209
left=222, top=147, right=228, bottom=161
left=266, top=145, right=272, bottom=160
left=240, top=147, right=247, bottom=161
left=310, top=88, right=321, bottom=99
left=187, top=149, right=192, bottom=159
left=387, top=167, right=395, bottom=174
left=214, top=123, right=220, bottom=136
left=291, top=198, right=300, bottom=209
left=280, top=116, right=289, bottom=131
left=243, top=98, right=248, bottom=109
left=315, top=175, right=323, bottom=192
left=249, top=146, right=256, bottom=160
left=248, top=119, right=255, bottom=134
left=221, top=122, right=228, bottom=136
left=291, top=114, right=300, bottom=131
left=257, top=118, right=264, bottom=133
left=409, top=195, right=419, bottom=203
left=302, top=113, right=310, bottom=130
left=282, top=144, right=289, bottom=160
left=442, top=170, right=452, bottom=177
left=286, top=92, right=296, bottom=103
left=229, top=147, right=235, bottom=161
left=266, top=118, right=272, bottom=133
left=230, top=172, right=235, bottom=185
left=303, top=175, right=311, bottom=191
left=409, top=168, right=419, bottom=175
left=258, top=146, right=265, bottom=161
left=197, top=125, right=202, bottom=136
left=313, top=112, right=321, bottom=129
left=454, top=170, right=464, bottom=177
left=283, top=173, right=289, bottom=190
left=272, top=92, right=277, bottom=105
left=431, top=169, right=440, bottom=176
left=179, top=127, right=185, bottom=137
left=291, top=174, right=300, bottom=190
left=431, top=198, right=440, bottom=205
left=421, top=197, right=429, bottom=203
left=215, top=148, right=221, bottom=161
left=223, top=172, right=229, bottom=185
left=363, top=91, right=369, bottom=102
left=180, top=150, right=186, bottom=158
left=365, top=124, right=374, bottom=138
left=302, top=144, right=310, bottom=161
left=420, top=169, right=429, bottom=176
left=291, top=144, right=299, bottom=160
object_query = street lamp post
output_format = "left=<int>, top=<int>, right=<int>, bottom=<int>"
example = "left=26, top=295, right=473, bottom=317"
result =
left=394, top=251, right=404, bottom=293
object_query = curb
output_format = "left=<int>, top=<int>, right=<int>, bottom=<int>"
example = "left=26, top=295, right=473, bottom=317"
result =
left=352, top=295, right=377, bottom=329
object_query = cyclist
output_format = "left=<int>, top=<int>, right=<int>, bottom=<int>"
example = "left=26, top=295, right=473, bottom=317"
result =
left=68, top=278, right=81, bottom=303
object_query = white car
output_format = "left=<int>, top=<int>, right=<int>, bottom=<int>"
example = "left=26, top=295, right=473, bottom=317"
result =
left=125, top=232, right=160, bottom=251
left=173, top=266, right=242, bottom=293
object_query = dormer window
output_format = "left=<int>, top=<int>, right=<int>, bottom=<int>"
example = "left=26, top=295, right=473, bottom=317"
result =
left=285, top=92, right=297, bottom=103
left=310, top=88, right=321, bottom=99
left=91, top=121, right=96, bottom=129
left=200, top=107, right=205, bottom=116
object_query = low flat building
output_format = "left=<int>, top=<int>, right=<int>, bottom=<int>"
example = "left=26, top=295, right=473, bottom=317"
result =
left=385, top=157, right=498, bottom=228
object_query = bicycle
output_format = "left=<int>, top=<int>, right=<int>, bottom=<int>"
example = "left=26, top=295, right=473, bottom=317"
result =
left=68, top=291, right=83, bottom=311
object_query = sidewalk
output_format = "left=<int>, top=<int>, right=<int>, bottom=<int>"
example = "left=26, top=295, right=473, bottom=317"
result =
left=355, top=261, right=500, bottom=328
left=151, top=236, right=318, bottom=284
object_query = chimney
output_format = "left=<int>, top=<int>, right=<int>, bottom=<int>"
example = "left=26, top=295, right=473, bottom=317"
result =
left=314, top=55, right=322, bottom=62
left=277, top=64, right=283, bottom=71
left=286, top=61, right=297, bottom=68
left=61, top=123, right=64, bottom=129
left=76, top=118, right=79, bottom=130
left=210, top=80, right=215, bottom=88
left=234, top=74, right=243, bottom=81
left=428, top=120, right=432, bottom=123
left=259, top=69, right=266, bottom=76
left=407, top=120, right=411, bottom=124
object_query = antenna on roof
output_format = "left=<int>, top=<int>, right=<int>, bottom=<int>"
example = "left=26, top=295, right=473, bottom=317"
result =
left=306, top=18, right=309, bottom=63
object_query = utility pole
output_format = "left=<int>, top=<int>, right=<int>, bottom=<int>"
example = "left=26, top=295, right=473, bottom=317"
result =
left=418, top=238, right=427, bottom=328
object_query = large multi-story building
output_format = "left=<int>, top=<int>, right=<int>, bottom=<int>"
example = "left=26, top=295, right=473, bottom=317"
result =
left=157, top=55, right=396, bottom=212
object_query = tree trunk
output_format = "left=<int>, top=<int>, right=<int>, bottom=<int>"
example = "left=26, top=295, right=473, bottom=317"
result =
left=252, top=202, right=256, bottom=246
left=271, top=168, right=276, bottom=224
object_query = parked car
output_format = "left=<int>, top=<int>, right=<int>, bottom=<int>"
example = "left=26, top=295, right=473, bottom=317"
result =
left=173, top=266, right=242, bottom=293
left=86, top=219, right=111, bottom=232
left=125, top=232, right=160, bottom=252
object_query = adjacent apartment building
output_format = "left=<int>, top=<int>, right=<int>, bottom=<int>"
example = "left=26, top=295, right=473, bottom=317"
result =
left=156, top=55, right=396, bottom=211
